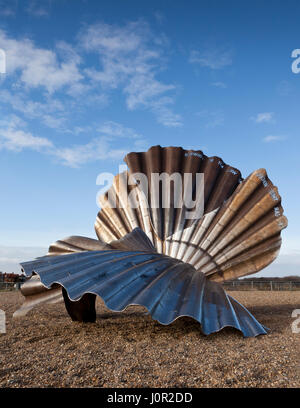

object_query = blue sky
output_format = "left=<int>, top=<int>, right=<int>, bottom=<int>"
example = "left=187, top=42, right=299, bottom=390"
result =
left=0, top=0, right=299, bottom=277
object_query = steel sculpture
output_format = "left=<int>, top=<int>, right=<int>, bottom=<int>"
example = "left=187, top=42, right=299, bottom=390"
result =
left=14, top=146, right=288, bottom=337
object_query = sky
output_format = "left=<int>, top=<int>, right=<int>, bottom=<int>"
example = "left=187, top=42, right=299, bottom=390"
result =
left=0, top=0, right=299, bottom=277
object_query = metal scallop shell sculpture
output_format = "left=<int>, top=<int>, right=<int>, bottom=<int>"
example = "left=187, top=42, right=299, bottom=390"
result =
left=14, top=146, right=288, bottom=337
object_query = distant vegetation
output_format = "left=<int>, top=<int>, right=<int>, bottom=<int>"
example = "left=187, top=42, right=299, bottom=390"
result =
left=240, top=276, right=300, bottom=281
left=0, top=272, right=26, bottom=283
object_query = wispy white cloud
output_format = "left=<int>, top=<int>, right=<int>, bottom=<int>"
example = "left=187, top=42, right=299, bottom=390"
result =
left=25, top=0, right=51, bottom=17
left=0, top=21, right=181, bottom=167
left=0, top=21, right=181, bottom=127
left=80, top=21, right=182, bottom=127
left=252, top=112, right=274, bottom=123
left=154, top=11, right=164, bottom=24
left=0, top=0, right=53, bottom=19
left=0, top=32, right=109, bottom=134
left=0, top=29, right=83, bottom=93
left=189, top=47, right=233, bottom=69
left=97, top=121, right=141, bottom=139
left=0, top=128, right=52, bottom=151
left=196, top=110, right=225, bottom=128
left=211, top=81, right=227, bottom=88
left=0, top=0, right=17, bottom=16
left=263, top=135, right=286, bottom=143
left=54, top=138, right=127, bottom=168
left=0, top=116, right=148, bottom=167
left=0, top=90, right=67, bottom=130
left=150, top=98, right=183, bottom=128
left=53, top=121, right=148, bottom=167
left=0, top=115, right=53, bottom=151
left=277, top=80, right=292, bottom=96
left=124, top=76, right=175, bottom=110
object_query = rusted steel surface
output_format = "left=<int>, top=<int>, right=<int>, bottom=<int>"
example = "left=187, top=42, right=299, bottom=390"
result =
left=96, top=146, right=242, bottom=250
left=15, top=145, right=288, bottom=337
left=48, top=236, right=110, bottom=255
left=96, top=146, right=287, bottom=282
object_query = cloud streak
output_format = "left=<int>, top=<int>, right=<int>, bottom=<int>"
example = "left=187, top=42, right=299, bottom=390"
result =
left=0, top=116, right=53, bottom=151
left=0, top=116, right=148, bottom=167
left=211, top=81, right=227, bottom=88
left=54, top=121, right=148, bottom=167
left=196, top=110, right=225, bottom=128
left=252, top=112, right=274, bottom=123
left=0, top=30, right=84, bottom=93
left=263, top=135, right=286, bottom=143
left=189, top=47, right=233, bottom=69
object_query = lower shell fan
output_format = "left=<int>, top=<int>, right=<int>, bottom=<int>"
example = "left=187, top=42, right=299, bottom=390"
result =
left=16, top=228, right=268, bottom=337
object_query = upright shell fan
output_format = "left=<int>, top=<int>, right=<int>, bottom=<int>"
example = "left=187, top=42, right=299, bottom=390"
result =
left=14, top=146, right=288, bottom=337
